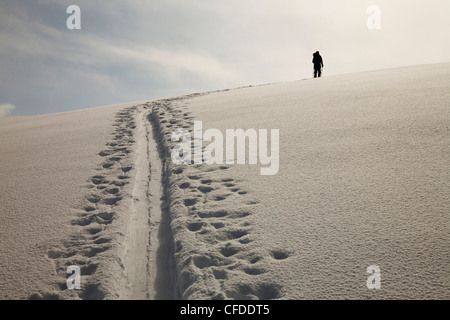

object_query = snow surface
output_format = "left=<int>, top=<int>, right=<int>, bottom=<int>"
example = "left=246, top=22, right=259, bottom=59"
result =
left=0, top=102, right=141, bottom=299
left=0, top=63, right=448, bottom=299
left=182, top=63, right=450, bottom=299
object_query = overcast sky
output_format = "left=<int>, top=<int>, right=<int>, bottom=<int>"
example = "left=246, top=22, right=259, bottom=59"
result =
left=1, top=0, right=449, bottom=117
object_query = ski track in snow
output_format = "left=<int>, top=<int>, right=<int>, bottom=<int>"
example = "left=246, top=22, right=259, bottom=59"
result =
left=150, top=95, right=286, bottom=300
left=39, top=106, right=138, bottom=300
left=36, top=93, right=288, bottom=300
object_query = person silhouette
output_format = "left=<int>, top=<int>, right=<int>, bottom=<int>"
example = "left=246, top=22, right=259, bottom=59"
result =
left=312, top=51, right=324, bottom=78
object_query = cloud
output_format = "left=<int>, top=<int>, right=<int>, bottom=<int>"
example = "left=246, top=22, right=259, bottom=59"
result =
left=0, top=104, right=16, bottom=118
left=92, top=40, right=237, bottom=81
left=1, top=0, right=450, bottom=116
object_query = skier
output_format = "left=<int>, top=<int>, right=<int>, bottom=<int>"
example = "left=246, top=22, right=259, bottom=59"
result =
left=312, top=51, right=324, bottom=78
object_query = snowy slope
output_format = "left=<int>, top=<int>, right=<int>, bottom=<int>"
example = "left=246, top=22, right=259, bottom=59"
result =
left=0, top=63, right=448, bottom=300
left=178, top=63, right=450, bottom=299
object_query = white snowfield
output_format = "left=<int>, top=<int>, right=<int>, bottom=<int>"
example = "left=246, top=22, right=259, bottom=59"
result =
left=0, top=63, right=449, bottom=300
